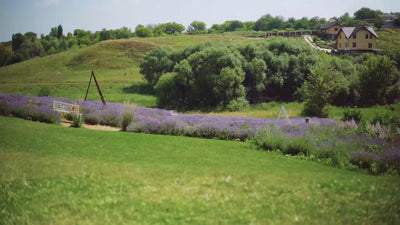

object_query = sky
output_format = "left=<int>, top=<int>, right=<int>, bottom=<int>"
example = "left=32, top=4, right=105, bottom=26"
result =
left=0, top=0, right=399, bottom=42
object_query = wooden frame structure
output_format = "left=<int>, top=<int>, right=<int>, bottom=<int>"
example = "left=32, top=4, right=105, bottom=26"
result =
left=84, top=70, right=106, bottom=105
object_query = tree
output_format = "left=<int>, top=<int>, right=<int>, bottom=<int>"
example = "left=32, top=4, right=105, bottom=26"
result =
left=155, top=22, right=185, bottom=35
left=354, top=7, right=381, bottom=20
left=99, top=28, right=115, bottom=41
left=140, top=47, right=176, bottom=85
left=255, top=14, right=285, bottom=31
left=154, top=72, right=181, bottom=109
left=299, top=58, right=338, bottom=117
left=359, top=55, right=399, bottom=106
left=294, top=17, right=310, bottom=30
left=50, top=27, right=58, bottom=38
left=73, top=29, right=88, bottom=38
left=254, top=14, right=273, bottom=31
left=57, top=25, right=63, bottom=39
left=173, top=46, right=247, bottom=110
left=0, top=45, right=20, bottom=66
left=12, top=33, right=24, bottom=51
left=208, top=24, right=223, bottom=33
left=135, top=25, right=153, bottom=37
left=115, top=26, right=131, bottom=39
left=243, top=57, right=267, bottom=103
left=222, top=20, right=244, bottom=31
left=187, top=21, right=206, bottom=34
left=373, top=16, right=384, bottom=29
left=24, top=32, right=37, bottom=41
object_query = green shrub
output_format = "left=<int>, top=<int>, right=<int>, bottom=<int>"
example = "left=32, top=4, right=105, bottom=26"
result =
left=120, top=104, right=136, bottom=131
left=284, top=136, right=313, bottom=156
left=252, top=125, right=286, bottom=151
left=342, top=107, right=362, bottom=123
left=70, top=114, right=84, bottom=128
left=37, top=86, right=51, bottom=97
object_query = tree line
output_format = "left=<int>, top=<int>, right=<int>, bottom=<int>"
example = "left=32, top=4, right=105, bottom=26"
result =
left=1, top=7, right=399, bottom=67
left=140, top=39, right=400, bottom=116
left=0, top=25, right=135, bottom=66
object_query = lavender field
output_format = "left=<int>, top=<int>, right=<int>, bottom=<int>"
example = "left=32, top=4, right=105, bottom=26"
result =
left=0, top=93, right=399, bottom=174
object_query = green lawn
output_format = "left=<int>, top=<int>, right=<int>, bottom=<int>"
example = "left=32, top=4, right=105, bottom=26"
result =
left=0, top=116, right=399, bottom=224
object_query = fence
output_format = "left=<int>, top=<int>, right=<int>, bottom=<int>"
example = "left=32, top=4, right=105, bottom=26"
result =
left=53, top=100, right=81, bottom=115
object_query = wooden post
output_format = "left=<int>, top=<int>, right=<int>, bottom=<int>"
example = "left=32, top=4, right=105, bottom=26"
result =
left=84, top=72, right=93, bottom=101
left=84, top=70, right=106, bottom=105
left=91, top=71, right=106, bottom=105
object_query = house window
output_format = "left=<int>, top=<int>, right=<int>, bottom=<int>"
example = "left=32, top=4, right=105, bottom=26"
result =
left=334, top=27, right=338, bottom=31
left=353, top=42, right=356, bottom=48
left=368, top=43, right=373, bottom=48
left=370, top=34, right=372, bottom=39
left=365, top=34, right=369, bottom=39
left=353, top=34, right=357, bottom=39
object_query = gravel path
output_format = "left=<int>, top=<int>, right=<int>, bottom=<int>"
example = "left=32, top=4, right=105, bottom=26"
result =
left=304, top=35, right=332, bottom=53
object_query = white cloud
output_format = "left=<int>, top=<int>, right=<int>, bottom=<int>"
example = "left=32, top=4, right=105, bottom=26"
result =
left=35, top=0, right=60, bottom=7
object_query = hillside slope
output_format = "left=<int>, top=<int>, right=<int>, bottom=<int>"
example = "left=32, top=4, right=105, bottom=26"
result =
left=0, top=34, right=248, bottom=105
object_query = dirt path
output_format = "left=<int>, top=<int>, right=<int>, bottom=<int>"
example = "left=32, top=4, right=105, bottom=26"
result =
left=303, top=35, right=332, bottom=53
left=60, top=121, right=120, bottom=131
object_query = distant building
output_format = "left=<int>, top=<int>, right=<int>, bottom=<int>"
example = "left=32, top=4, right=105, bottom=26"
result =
left=320, top=23, right=342, bottom=40
left=336, top=25, right=379, bottom=52
left=380, top=14, right=400, bottom=28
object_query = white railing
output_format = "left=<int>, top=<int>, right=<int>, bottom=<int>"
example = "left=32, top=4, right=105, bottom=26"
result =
left=53, top=100, right=80, bottom=115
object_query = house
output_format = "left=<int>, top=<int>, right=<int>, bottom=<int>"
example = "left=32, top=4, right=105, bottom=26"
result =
left=320, top=22, right=342, bottom=40
left=336, top=25, right=378, bottom=52
left=380, top=13, right=400, bottom=28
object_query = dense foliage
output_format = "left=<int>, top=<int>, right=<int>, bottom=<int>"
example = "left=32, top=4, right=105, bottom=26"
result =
left=140, top=39, right=400, bottom=113
left=140, top=39, right=321, bottom=111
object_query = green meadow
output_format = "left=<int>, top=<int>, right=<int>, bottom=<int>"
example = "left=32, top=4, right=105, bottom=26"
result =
left=1, top=116, right=399, bottom=224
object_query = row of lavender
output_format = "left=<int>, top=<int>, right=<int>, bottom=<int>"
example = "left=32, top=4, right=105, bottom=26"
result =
left=253, top=122, right=400, bottom=174
left=0, top=94, right=335, bottom=140
left=0, top=94, right=398, bottom=174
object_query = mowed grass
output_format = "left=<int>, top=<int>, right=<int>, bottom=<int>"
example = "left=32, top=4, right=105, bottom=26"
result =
left=0, top=116, right=399, bottom=224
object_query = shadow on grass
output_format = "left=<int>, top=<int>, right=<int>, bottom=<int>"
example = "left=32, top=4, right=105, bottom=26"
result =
left=123, top=83, right=155, bottom=95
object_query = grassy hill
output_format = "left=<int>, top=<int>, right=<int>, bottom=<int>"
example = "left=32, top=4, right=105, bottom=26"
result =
left=377, top=28, right=400, bottom=51
left=1, top=116, right=399, bottom=224
left=0, top=34, right=247, bottom=107
left=0, top=34, right=254, bottom=112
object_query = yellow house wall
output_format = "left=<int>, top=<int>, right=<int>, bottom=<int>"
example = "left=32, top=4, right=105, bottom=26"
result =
left=337, top=32, right=348, bottom=50
left=336, top=29, right=377, bottom=50
left=354, top=30, right=377, bottom=50
left=326, top=25, right=341, bottom=34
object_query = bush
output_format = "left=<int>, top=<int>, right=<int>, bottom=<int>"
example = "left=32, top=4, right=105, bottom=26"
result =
left=226, top=97, right=249, bottom=111
left=101, top=114, right=119, bottom=127
left=342, top=107, right=362, bottom=123
left=37, top=86, right=51, bottom=97
left=120, top=104, right=136, bottom=131
left=284, top=136, right=313, bottom=156
left=70, top=114, right=84, bottom=128
left=252, top=125, right=286, bottom=151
